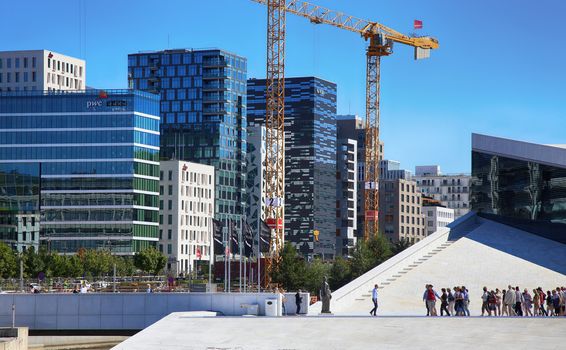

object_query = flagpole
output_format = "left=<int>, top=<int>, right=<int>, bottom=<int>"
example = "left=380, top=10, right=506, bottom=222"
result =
left=257, top=221, right=261, bottom=293
left=239, top=217, right=243, bottom=293
left=228, top=220, right=231, bottom=294
left=223, top=223, right=227, bottom=293
left=208, top=219, right=212, bottom=293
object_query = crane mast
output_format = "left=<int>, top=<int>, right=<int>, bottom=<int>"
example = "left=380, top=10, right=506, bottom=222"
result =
left=264, top=0, right=286, bottom=287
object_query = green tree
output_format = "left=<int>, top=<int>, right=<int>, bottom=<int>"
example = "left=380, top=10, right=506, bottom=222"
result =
left=134, top=247, right=167, bottom=275
left=114, top=256, right=136, bottom=276
left=23, top=246, right=45, bottom=278
left=66, top=254, right=84, bottom=278
left=329, top=256, right=351, bottom=290
left=0, top=242, right=17, bottom=278
left=349, top=234, right=393, bottom=279
left=82, top=249, right=112, bottom=278
left=392, top=238, right=412, bottom=255
left=367, top=234, right=392, bottom=265
left=304, top=258, right=331, bottom=295
left=349, top=240, right=375, bottom=279
left=271, top=243, right=307, bottom=291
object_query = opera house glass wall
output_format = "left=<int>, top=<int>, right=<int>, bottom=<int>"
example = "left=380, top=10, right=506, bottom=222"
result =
left=471, top=133, right=566, bottom=244
left=0, top=90, right=160, bottom=254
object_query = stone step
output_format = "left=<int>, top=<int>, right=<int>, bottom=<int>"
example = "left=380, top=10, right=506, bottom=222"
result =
left=386, top=278, right=396, bottom=282
left=355, top=298, right=365, bottom=301
left=381, top=282, right=390, bottom=286
left=392, top=275, right=402, bottom=278
left=398, top=271, right=408, bottom=274
left=362, top=294, right=371, bottom=297
left=408, top=264, right=418, bottom=267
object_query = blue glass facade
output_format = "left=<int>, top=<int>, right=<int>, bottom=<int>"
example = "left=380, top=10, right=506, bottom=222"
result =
left=0, top=89, right=160, bottom=254
left=128, top=49, right=247, bottom=231
left=247, top=77, right=337, bottom=258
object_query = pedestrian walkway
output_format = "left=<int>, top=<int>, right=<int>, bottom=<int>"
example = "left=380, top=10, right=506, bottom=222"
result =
left=311, top=213, right=566, bottom=316
left=113, top=312, right=566, bottom=349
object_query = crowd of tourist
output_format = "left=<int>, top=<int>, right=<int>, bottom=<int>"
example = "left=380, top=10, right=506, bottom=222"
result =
left=422, top=284, right=566, bottom=317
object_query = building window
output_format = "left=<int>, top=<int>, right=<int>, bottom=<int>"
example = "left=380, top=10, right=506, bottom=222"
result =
left=15, top=58, right=20, bottom=68
left=168, top=229, right=172, bottom=240
left=168, top=170, right=173, bottom=181
left=32, top=71, right=36, bottom=82
left=168, top=185, right=173, bottom=195
left=168, top=200, right=173, bottom=210
left=168, top=215, right=173, bottom=224
left=167, top=244, right=172, bottom=254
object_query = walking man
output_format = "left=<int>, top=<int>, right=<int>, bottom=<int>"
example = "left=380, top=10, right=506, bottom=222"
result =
left=370, top=284, right=379, bottom=316
left=504, top=285, right=516, bottom=316
left=462, top=286, right=471, bottom=316
left=424, top=284, right=441, bottom=316
left=481, top=287, right=489, bottom=316
left=295, top=290, right=303, bottom=315
left=515, top=286, right=523, bottom=316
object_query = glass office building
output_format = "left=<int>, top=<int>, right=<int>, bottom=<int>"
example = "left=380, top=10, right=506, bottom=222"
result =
left=471, top=133, right=566, bottom=243
left=128, top=49, right=247, bottom=231
left=247, top=77, right=337, bottom=259
left=0, top=89, right=160, bottom=254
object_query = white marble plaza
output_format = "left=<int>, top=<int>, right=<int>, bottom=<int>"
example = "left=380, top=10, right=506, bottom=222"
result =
left=114, top=312, right=565, bottom=349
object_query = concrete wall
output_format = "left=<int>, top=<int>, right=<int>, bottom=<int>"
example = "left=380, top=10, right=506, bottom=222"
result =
left=0, top=292, right=309, bottom=331
left=0, top=328, right=28, bottom=350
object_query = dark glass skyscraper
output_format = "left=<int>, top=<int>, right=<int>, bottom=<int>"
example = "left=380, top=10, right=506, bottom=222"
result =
left=0, top=89, right=160, bottom=254
left=247, top=77, right=337, bottom=259
left=471, top=133, right=566, bottom=244
left=128, top=49, right=247, bottom=230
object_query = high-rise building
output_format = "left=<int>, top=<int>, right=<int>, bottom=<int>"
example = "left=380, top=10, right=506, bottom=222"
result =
left=414, top=165, right=470, bottom=218
left=246, top=125, right=267, bottom=236
left=336, top=138, right=357, bottom=257
left=336, top=114, right=383, bottom=241
left=471, top=133, right=566, bottom=244
left=0, top=50, right=85, bottom=92
left=128, top=49, right=248, bottom=234
left=0, top=89, right=160, bottom=254
left=379, top=178, right=425, bottom=244
left=159, top=161, right=214, bottom=276
left=248, top=77, right=337, bottom=259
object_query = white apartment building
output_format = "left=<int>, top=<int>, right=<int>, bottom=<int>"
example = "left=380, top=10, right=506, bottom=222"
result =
left=0, top=50, right=85, bottom=92
left=423, top=205, right=455, bottom=236
left=414, top=165, right=471, bottom=218
left=336, top=138, right=357, bottom=257
left=159, top=161, right=214, bottom=277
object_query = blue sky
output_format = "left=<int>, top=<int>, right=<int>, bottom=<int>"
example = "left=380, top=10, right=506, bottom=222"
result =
left=2, top=0, right=565, bottom=173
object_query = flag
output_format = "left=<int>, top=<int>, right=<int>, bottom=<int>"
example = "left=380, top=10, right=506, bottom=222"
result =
left=213, top=219, right=224, bottom=256
left=259, top=219, right=272, bottom=253
left=230, top=220, right=239, bottom=255
left=414, top=20, right=423, bottom=30
left=243, top=221, right=254, bottom=257
left=196, top=248, right=201, bottom=260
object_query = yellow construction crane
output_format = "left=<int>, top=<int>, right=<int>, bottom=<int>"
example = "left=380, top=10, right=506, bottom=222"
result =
left=254, top=0, right=439, bottom=284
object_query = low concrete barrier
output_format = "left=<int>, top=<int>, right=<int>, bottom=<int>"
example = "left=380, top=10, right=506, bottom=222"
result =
left=0, top=292, right=309, bottom=331
left=0, top=327, right=28, bottom=350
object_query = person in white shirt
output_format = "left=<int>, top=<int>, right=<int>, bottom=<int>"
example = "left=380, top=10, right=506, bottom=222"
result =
left=80, top=284, right=88, bottom=294
left=504, top=285, right=516, bottom=316
left=370, top=284, right=379, bottom=316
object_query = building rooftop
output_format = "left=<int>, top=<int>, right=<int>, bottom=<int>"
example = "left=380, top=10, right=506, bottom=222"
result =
left=472, top=133, right=566, bottom=168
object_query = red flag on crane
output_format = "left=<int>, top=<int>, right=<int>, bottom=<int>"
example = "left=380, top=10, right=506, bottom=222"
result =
left=414, top=20, right=423, bottom=30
